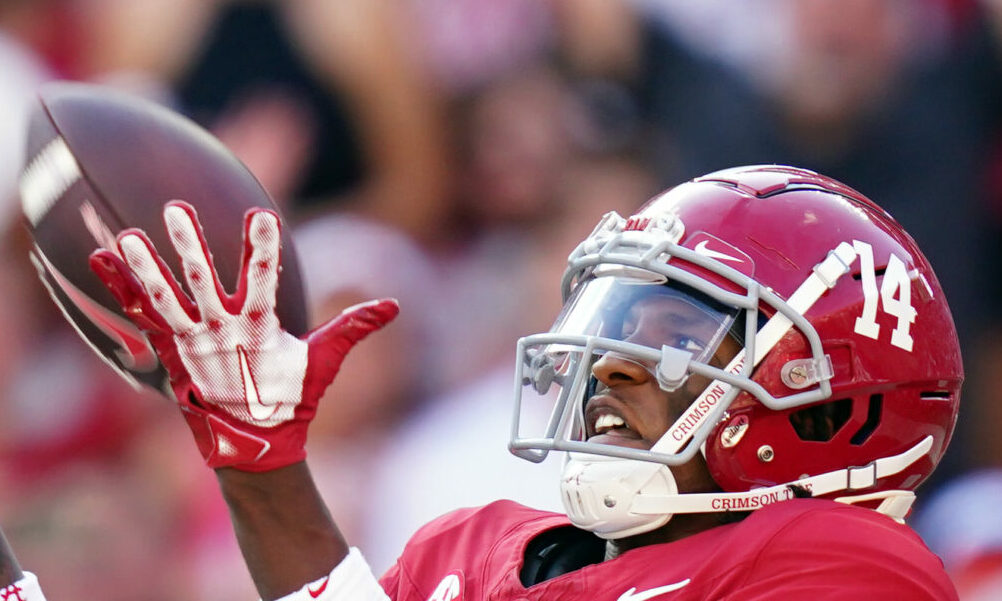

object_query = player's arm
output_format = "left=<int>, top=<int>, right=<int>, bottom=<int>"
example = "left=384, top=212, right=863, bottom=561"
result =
left=0, top=529, right=47, bottom=600
left=90, top=201, right=396, bottom=600
left=216, top=463, right=345, bottom=599
left=217, top=464, right=391, bottom=600
left=0, top=530, right=23, bottom=588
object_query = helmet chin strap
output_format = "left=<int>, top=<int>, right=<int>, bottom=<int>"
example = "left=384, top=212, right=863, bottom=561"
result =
left=561, top=436, right=932, bottom=539
left=561, top=453, right=678, bottom=540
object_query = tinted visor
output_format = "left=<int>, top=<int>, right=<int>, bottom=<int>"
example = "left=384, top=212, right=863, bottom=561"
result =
left=514, top=275, right=740, bottom=454
left=551, top=275, right=737, bottom=367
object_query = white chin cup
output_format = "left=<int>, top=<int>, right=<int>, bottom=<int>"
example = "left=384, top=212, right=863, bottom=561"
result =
left=560, top=452, right=678, bottom=540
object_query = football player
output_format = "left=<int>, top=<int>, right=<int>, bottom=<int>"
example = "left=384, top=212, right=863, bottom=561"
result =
left=1, top=165, right=962, bottom=599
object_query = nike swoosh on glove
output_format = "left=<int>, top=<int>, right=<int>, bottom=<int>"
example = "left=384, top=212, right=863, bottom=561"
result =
left=89, top=200, right=399, bottom=471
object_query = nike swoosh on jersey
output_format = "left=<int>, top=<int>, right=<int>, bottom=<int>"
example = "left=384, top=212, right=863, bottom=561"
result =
left=308, top=576, right=329, bottom=598
left=239, top=345, right=278, bottom=421
left=694, top=240, right=741, bottom=262
left=34, top=247, right=158, bottom=372
left=616, top=579, right=691, bottom=601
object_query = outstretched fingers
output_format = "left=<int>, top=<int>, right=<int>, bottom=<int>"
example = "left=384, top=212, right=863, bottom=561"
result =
left=163, top=201, right=229, bottom=320
left=89, top=248, right=146, bottom=312
left=89, top=248, right=172, bottom=335
left=117, top=228, right=197, bottom=332
left=242, top=209, right=282, bottom=315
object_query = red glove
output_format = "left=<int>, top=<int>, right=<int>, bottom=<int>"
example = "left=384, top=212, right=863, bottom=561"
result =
left=89, top=200, right=399, bottom=471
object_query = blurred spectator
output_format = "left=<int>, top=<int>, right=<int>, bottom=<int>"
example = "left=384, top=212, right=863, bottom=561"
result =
left=427, top=66, right=581, bottom=388
left=175, top=0, right=451, bottom=247
left=0, top=2, right=52, bottom=399
left=624, top=0, right=954, bottom=91
left=361, top=154, right=655, bottom=573
left=70, top=0, right=217, bottom=103
left=972, top=0, right=1002, bottom=469
left=0, top=0, right=54, bottom=225
left=914, top=470, right=1002, bottom=600
left=359, top=60, right=656, bottom=571
left=0, top=216, right=200, bottom=601
left=361, top=364, right=565, bottom=575
left=397, top=0, right=556, bottom=97
left=1, top=3, right=264, bottom=600
left=63, top=0, right=452, bottom=244
left=292, top=214, right=442, bottom=545
left=1, top=6, right=187, bottom=598
left=1, top=2, right=454, bottom=592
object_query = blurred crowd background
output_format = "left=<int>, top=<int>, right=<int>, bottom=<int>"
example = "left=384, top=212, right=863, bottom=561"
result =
left=2, top=0, right=1002, bottom=599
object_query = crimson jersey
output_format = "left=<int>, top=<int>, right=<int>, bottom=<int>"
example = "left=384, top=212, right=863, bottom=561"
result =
left=378, top=498, right=956, bottom=601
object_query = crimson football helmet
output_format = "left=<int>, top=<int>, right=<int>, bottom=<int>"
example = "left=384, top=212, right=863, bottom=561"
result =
left=510, top=165, right=962, bottom=539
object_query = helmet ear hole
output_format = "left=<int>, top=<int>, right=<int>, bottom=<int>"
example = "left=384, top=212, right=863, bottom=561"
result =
left=789, top=398, right=852, bottom=442
left=849, top=394, right=883, bottom=446
left=787, top=395, right=885, bottom=445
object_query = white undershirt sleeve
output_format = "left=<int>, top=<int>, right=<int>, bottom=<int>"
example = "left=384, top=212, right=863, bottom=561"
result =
left=272, top=547, right=390, bottom=601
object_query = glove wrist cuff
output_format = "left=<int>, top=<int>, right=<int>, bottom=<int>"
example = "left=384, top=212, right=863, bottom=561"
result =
left=182, top=407, right=306, bottom=471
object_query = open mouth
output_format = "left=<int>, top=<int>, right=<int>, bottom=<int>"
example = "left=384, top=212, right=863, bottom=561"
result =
left=585, top=402, right=644, bottom=446
left=593, top=413, right=632, bottom=436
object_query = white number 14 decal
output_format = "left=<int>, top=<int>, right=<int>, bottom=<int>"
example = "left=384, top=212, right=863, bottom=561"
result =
left=852, top=240, right=916, bottom=352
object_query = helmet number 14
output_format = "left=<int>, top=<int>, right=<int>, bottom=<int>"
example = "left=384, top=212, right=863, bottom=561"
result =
left=851, top=239, right=916, bottom=352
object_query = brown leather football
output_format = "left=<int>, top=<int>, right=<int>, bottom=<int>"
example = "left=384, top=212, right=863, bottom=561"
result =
left=19, top=81, right=307, bottom=393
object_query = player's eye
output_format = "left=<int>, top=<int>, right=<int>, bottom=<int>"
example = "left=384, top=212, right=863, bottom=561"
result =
left=676, top=336, right=707, bottom=354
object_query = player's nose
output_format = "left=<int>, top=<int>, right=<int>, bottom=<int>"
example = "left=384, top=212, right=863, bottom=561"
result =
left=591, top=352, right=653, bottom=388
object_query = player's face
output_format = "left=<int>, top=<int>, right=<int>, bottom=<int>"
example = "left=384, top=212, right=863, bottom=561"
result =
left=583, top=294, right=741, bottom=489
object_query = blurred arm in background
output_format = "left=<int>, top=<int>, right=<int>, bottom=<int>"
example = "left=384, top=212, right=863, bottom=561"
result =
left=76, top=0, right=452, bottom=247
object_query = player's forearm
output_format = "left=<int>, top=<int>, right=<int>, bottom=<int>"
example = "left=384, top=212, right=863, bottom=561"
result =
left=0, top=531, right=46, bottom=600
left=216, top=462, right=349, bottom=601
left=0, top=530, right=23, bottom=587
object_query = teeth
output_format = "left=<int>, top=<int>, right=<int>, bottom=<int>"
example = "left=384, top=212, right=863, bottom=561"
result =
left=595, top=414, right=626, bottom=432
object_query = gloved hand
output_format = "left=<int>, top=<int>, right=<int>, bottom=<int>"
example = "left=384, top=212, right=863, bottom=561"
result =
left=89, top=200, right=399, bottom=471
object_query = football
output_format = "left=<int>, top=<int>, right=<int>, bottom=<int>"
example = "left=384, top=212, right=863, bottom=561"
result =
left=19, top=81, right=308, bottom=393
